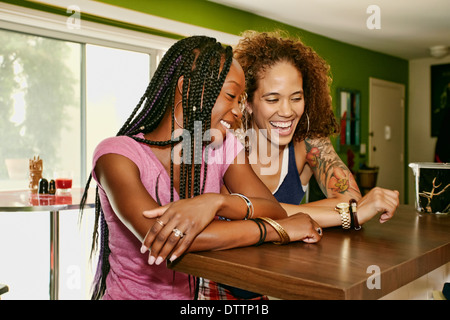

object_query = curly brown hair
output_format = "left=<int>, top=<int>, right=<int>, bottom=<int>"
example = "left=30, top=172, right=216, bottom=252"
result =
left=233, top=30, right=338, bottom=141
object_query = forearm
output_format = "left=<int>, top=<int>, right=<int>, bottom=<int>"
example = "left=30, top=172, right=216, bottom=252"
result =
left=299, top=190, right=359, bottom=220
left=186, top=219, right=279, bottom=252
left=282, top=203, right=340, bottom=228
left=282, top=187, right=362, bottom=228
left=217, top=193, right=287, bottom=220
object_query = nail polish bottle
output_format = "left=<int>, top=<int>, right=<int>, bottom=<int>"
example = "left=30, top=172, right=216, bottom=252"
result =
left=49, top=179, right=56, bottom=195
left=38, top=178, right=49, bottom=194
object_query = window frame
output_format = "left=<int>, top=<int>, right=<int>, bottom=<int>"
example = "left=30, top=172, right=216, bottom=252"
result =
left=0, top=3, right=176, bottom=183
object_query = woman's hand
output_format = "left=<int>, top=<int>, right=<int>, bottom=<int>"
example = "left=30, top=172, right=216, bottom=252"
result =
left=276, top=212, right=323, bottom=244
left=140, top=193, right=223, bottom=265
left=357, top=187, right=399, bottom=224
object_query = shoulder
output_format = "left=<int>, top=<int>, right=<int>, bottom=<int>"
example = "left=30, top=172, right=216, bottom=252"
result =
left=292, top=139, right=311, bottom=176
left=93, top=134, right=151, bottom=170
left=303, top=136, right=333, bottom=149
left=94, top=135, right=141, bottom=157
left=292, top=139, right=307, bottom=161
left=294, top=137, right=337, bottom=169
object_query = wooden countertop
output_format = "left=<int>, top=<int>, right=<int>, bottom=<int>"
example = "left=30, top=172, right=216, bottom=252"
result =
left=168, top=205, right=450, bottom=299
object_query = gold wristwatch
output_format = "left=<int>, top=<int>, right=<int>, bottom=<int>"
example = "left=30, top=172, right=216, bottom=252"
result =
left=335, top=203, right=351, bottom=229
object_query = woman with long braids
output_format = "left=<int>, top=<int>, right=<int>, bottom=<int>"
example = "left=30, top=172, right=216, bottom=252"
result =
left=197, top=31, right=399, bottom=300
left=81, top=36, right=322, bottom=300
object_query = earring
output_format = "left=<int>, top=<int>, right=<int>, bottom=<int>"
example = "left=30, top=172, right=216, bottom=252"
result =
left=174, top=100, right=183, bottom=128
left=238, top=105, right=252, bottom=154
left=239, top=92, right=248, bottom=113
left=305, top=112, right=310, bottom=136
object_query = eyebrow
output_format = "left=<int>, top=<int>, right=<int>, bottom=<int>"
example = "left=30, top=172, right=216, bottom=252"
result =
left=224, top=80, right=242, bottom=87
left=262, top=90, right=303, bottom=97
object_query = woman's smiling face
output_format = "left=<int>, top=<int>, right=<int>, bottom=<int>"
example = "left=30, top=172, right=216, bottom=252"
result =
left=248, top=60, right=304, bottom=147
left=209, top=58, right=245, bottom=142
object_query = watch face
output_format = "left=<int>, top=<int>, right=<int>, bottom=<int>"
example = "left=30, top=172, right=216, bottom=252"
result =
left=336, top=202, right=349, bottom=209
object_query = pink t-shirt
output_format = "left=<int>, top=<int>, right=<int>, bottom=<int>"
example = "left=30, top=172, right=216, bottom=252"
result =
left=92, top=131, right=243, bottom=300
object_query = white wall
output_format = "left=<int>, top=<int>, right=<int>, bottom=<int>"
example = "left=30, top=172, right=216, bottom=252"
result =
left=408, top=56, right=450, bottom=204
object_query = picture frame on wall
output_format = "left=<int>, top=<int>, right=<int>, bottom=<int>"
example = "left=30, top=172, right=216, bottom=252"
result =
left=431, top=63, right=450, bottom=137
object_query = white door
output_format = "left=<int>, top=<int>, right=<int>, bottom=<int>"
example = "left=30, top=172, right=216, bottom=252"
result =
left=369, top=78, right=405, bottom=203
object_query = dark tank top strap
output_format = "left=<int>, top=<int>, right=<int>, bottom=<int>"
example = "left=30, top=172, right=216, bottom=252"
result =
left=273, top=142, right=305, bottom=205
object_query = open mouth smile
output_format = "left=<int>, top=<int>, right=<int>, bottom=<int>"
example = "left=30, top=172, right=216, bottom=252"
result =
left=269, top=120, right=294, bottom=135
left=220, top=119, right=232, bottom=129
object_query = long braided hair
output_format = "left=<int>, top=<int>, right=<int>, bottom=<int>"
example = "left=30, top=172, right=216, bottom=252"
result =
left=80, top=36, right=233, bottom=299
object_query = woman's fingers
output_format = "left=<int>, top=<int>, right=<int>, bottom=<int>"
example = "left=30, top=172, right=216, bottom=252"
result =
left=302, top=220, right=323, bottom=243
left=151, top=223, right=189, bottom=265
left=168, top=234, right=194, bottom=262
left=141, top=207, right=195, bottom=265
left=278, top=212, right=323, bottom=244
left=140, top=217, right=166, bottom=254
left=140, top=204, right=177, bottom=257
left=143, top=204, right=169, bottom=218
left=141, top=195, right=219, bottom=264
left=357, top=187, right=399, bottom=224
left=378, top=190, right=399, bottom=223
left=374, top=189, right=399, bottom=223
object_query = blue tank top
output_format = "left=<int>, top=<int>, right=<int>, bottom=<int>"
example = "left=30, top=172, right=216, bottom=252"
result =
left=273, top=142, right=305, bottom=205
left=220, top=142, right=305, bottom=299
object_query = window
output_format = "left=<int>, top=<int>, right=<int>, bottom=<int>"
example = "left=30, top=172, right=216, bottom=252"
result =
left=0, top=29, right=81, bottom=190
left=85, top=44, right=150, bottom=177
left=0, top=27, right=155, bottom=299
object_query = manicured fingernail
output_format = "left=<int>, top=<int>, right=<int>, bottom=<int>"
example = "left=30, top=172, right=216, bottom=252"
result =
left=155, top=256, right=164, bottom=265
left=140, top=244, right=148, bottom=254
left=148, top=255, right=156, bottom=265
left=169, top=255, right=177, bottom=262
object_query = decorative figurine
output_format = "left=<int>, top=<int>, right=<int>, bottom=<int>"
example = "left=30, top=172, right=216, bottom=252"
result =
left=29, top=156, right=43, bottom=193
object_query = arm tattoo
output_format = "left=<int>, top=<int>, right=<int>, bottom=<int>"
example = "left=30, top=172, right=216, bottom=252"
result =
left=305, top=137, right=360, bottom=198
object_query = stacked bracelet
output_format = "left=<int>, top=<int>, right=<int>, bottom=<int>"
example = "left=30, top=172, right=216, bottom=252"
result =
left=250, top=218, right=267, bottom=246
left=230, top=193, right=254, bottom=220
left=258, top=217, right=290, bottom=245
left=349, top=199, right=361, bottom=230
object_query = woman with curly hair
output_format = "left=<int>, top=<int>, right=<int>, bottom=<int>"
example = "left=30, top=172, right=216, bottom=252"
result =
left=197, top=30, right=399, bottom=300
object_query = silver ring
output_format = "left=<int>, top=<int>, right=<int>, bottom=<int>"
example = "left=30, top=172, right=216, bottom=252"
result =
left=173, top=228, right=184, bottom=238
left=317, top=227, right=322, bottom=236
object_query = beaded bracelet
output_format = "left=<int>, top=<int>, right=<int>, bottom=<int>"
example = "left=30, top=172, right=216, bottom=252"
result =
left=257, top=217, right=290, bottom=245
left=230, top=193, right=254, bottom=220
